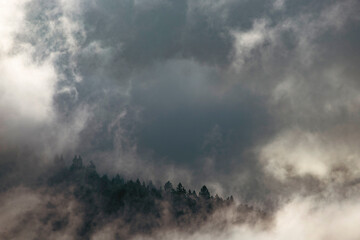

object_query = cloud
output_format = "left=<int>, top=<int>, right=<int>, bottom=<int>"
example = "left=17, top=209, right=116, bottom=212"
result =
left=0, top=0, right=92, bottom=191
left=1, top=0, right=360, bottom=238
left=3, top=0, right=356, bottom=196
left=0, top=1, right=58, bottom=154
left=125, top=195, right=360, bottom=240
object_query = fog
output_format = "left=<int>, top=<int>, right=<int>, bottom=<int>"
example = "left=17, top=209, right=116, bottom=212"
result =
left=1, top=0, right=360, bottom=239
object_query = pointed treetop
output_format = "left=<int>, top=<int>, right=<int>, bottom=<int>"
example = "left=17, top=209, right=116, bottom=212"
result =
left=176, top=183, right=186, bottom=194
left=199, top=185, right=210, bottom=199
left=164, top=181, right=173, bottom=192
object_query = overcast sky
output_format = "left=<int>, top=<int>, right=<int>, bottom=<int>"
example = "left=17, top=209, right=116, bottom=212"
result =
left=1, top=0, right=360, bottom=238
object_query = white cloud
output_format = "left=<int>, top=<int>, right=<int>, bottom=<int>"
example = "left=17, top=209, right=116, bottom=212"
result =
left=258, top=127, right=360, bottom=181
left=0, top=1, right=30, bottom=52
left=130, top=196, right=360, bottom=240
left=273, top=0, right=286, bottom=10
left=0, top=0, right=90, bottom=159
left=0, top=1, right=57, bottom=146
left=0, top=54, right=56, bottom=126
left=231, top=19, right=270, bottom=70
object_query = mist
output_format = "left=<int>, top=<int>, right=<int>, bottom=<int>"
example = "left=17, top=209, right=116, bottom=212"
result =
left=1, top=0, right=360, bottom=239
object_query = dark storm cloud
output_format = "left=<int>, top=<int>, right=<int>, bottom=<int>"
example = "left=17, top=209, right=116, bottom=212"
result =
left=0, top=0, right=360, bottom=215
left=8, top=0, right=272, bottom=187
left=129, top=59, right=272, bottom=167
left=2, top=0, right=360, bottom=239
left=80, top=0, right=233, bottom=68
left=1, top=0, right=357, bottom=194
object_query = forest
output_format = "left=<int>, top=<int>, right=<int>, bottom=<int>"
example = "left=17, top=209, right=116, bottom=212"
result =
left=44, top=156, right=265, bottom=239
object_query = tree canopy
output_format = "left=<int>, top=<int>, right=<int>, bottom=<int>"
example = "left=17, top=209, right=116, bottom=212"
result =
left=45, top=156, right=261, bottom=238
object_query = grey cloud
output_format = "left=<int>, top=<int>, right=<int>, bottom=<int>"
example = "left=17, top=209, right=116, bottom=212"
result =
left=11, top=0, right=358, bottom=196
left=2, top=0, right=360, bottom=238
left=1, top=0, right=355, bottom=194
left=80, top=0, right=233, bottom=68
left=129, top=59, right=271, bottom=167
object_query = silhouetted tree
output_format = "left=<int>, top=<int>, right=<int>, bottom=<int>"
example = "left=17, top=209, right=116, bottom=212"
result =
left=199, top=185, right=210, bottom=199
left=164, top=181, right=173, bottom=192
left=176, top=183, right=186, bottom=195
left=70, top=155, right=83, bottom=170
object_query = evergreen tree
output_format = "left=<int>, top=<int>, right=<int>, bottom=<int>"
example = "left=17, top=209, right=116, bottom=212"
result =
left=164, top=181, right=173, bottom=192
left=176, top=183, right=186, bottom=195
left=199, top=185, right=210, bottom=199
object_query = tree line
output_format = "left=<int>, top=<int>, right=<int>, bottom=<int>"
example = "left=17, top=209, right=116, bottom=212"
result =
left=47, top=155, right=235, bottom=238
